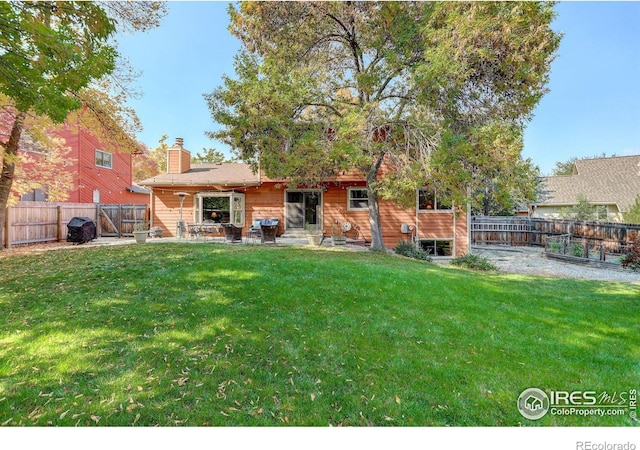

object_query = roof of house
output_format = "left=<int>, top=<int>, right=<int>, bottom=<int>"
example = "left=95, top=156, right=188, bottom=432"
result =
left=537, top=155, right=640, bottom=211
left=126, top=184, right=151, bottom=195
left=139, top=162, right=367, bottom=188
left=138, top=163, right=262, bottom=187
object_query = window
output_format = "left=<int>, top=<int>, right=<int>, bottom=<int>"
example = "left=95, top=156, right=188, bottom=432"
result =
left=419, top=239, right=453, bottom=257
left=194, top=192, right=245, bottom=226
left=348, top=188, right=369, bottom=211
left=418, top=188, right=452, bottom=211
left=20, top=189, right=47, bottom=202
left=95, top=149, right=112, bottom=169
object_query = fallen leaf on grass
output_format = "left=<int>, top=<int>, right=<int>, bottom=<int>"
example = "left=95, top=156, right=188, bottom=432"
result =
left=90, top=415, right=101, bottom=424
left=395, top=395, right=401, bottom=404
left=59, top=410, right=70, bottom=420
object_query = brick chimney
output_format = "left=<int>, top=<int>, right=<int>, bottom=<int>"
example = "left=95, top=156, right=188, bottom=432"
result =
left=167, top=137, right=191, bottom=174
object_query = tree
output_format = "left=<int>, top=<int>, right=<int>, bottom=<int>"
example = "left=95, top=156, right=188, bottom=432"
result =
left=623, top=195, right=640, bottom=225
left=1, top=97, right=75, bottom=203
left=0, top=2, right=166, bottom=245
left=192, top=147, right=236, bottom=164
left=145, top=134, right=170, bottom=175
left=551, top=156, right=578, bottom=176
left=550, top=153, right=615, bottom=176
left=471, top=156, right=541, bottom=216
left=132, top=143, right=159, bottom=183
left=207, top=1, right=559, bottom=248
left=560, top=195, right=607, bottom=221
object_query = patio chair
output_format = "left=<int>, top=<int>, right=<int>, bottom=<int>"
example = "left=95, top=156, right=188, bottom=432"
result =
left=246, top=219, right=264, bottom=243
left=260, top=219, right=279, bottom=244
left=222, top=223, right=243, bottom=243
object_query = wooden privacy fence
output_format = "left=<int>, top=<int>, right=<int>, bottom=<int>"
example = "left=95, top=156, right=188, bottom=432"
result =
left=4, top=202, right=148, bottom=248
left=98, top=204, right=148, bottom=237
left=471, top=216, right=640, bottom=248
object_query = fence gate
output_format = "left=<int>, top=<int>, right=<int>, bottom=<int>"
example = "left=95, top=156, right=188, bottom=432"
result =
left=99, top=204, right=148, bottom=237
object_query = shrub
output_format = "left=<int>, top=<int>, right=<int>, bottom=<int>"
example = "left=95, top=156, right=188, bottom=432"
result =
left=450, top=254, right=498, bottom=272
left=621, top=241, right=640, bottom=272
left=571, top=242, right=584, bottom=258
left=394, top=240, right=432, bottom=262
left=548, top=241, right=564, bottom=254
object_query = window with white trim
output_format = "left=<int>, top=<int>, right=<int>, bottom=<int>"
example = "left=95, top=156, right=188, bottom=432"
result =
left=418, top=188, right=452, bottom=211
left=348, top=187, right=369, bottom=211
left=95, top=149, right=113, bottom=169
left=194, top=191, right=245, bottom=226
left=419, top=239, right=453, bottom=257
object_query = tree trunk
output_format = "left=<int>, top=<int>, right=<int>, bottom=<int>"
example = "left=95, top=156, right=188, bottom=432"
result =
left=367, top=187, right=384, bottom=249
left=363, top=152, right=387, bottom=249
left=365, top=167, right=385, bottom=249
left=0, top=112, right=26, bottom=249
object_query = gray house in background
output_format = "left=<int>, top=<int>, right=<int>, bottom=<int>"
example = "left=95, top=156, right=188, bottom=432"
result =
left=532, top=155, right=640, bottom=221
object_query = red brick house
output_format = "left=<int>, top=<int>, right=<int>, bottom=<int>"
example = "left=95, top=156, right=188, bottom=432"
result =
left=15, top=124, right=149, bottom=205
left=139, top=138, right=469, bottom=257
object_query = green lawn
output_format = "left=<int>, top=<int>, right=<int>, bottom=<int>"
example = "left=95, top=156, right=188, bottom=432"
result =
left=0, top=243, right=638, bottom=426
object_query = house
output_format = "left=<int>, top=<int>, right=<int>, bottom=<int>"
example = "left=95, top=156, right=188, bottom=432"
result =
left=533, top=155, right=640, bottom=221
left=15, top=123, right=150, bottom=205
left=139, top=138, right=469, bottom=256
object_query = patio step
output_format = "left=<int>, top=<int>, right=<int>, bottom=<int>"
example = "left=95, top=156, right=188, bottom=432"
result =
left=281, top=231, right=314, bottom=238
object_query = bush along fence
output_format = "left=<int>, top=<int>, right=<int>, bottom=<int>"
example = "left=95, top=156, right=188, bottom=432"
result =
left=545, top=234, right=628, bottom=269
left=3, top=202, right=149, bottom=249
left=471, top=216, right=640, bottom=270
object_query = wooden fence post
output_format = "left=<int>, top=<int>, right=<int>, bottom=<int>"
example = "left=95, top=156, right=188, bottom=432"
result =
left=118, top=204, right=122, bottom=237
left=57, top=205, right=63, bottom=242
left=4, top=206, right=9, bottom=249
left=95, top=204, right=101, bottom=237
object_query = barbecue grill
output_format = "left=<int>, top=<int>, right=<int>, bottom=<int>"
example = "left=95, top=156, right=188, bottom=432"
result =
left=67, top=217, right=97, bottom=244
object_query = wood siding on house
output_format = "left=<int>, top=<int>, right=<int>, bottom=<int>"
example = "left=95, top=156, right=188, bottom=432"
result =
left=15, top=126, right=148, bottom=205
left=149, top=187, right=198, bottom=237
left=245, top=184, right=285, bottom=233
left=61, top=128, right=145, bottom=204
left=148, top=181, right=469, bottom=256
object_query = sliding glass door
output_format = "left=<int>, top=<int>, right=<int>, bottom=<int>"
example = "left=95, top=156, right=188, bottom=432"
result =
left=285, top=190, right=322, bottom=230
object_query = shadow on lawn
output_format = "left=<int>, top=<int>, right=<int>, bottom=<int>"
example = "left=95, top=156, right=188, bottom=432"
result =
left=0, top=243, right=638, bottom=426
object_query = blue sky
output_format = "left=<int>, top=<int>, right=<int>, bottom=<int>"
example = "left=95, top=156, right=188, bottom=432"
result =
left=117, top=1, right=640, bottom=175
